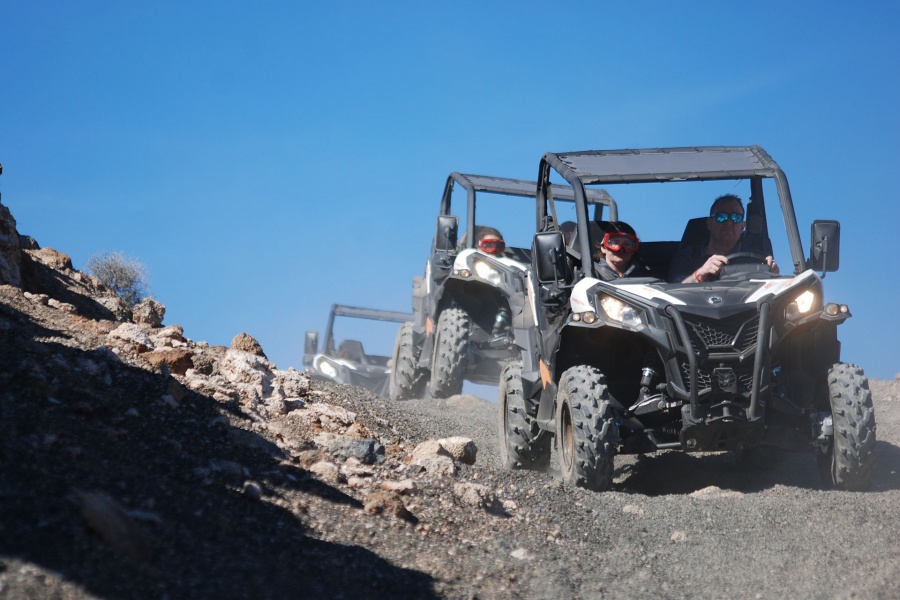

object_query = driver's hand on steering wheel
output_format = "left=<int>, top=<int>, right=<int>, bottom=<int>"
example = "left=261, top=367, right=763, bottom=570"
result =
left=690, top=254, right=729, bottom=283
left=689, top=254, right=780, bottom=283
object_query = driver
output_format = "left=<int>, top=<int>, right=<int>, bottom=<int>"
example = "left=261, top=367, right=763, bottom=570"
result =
left=668, top=194, right=778, bottom=283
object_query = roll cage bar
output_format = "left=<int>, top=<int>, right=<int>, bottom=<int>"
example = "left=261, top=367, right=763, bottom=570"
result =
left=536, top=146, right=805, bottom=278
left=323, top=304, right=413, bottom=354
left=441, top=173, right=619, bottom=250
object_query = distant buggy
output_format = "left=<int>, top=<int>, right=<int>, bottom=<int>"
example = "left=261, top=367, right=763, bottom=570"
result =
left=390, top=173, right=617, bottom=401
left=304, top=304, right=412, bottom=398
left=501, top=146, right=875, bottom=492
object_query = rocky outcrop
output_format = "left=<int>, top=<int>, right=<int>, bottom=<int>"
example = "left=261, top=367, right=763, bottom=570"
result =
left=0, top=200, right=22, bottom=287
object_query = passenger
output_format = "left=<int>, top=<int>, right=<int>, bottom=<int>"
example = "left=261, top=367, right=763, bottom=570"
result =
left=668, top=194, right=778, bottom=283
left=593, top=221, right=647, bottom=281
left=474, top=225, right=505, bottom=256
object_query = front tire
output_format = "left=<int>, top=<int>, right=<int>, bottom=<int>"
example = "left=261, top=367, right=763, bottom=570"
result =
left=389, top=322, right=425, bottom=401
left=498, top=360, right=550, bottom=471
left=428, top=307, right=469, bottom=399
left=817, top=363, right=876, bottom=490
left=556, top=366, right=617, bottom=492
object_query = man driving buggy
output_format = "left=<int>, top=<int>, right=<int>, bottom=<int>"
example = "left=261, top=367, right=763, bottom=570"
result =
left=668, top=194, right=779, bottom=283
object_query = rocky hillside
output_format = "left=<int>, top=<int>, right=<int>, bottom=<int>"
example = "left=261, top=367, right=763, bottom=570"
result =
left=2, top=199, right=900, bottom=599
left=0, top=201, right=511, bottom=598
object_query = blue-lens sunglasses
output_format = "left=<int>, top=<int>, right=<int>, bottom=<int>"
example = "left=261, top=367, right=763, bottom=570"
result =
left=712, top=212, right=744, bottom=224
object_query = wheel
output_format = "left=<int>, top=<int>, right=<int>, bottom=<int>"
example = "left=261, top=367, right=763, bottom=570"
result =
left=817, top=363, right=876, bottom=490
left=428, top=307, right=469, bottom=398
left=389, top=322, right=425, bottom=401
left=498, top=360, right=550, bottom=471
left=556, top=365, right=617, bottom=491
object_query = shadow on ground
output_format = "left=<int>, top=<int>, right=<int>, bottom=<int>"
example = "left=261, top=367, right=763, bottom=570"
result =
left=0, top=301, right=436, bottom=599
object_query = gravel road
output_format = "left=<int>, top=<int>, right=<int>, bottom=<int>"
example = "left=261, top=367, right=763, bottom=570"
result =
left=334, top=376, right=900, bottom=599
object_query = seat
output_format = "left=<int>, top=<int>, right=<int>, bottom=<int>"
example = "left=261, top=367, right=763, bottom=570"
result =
left=337, top=340, right=366, bottom=363
left=679, top=217, right=710, bottom=249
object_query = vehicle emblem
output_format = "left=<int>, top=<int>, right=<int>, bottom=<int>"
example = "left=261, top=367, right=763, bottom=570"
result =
left=707, top=295, right=724, bottom=305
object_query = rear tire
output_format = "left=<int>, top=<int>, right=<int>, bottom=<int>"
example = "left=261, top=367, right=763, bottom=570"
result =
left=428, top=307, right=469, bottom=399
left=556, top=366, right=617, bottom=492
left=389, top=322, right=425, bottom=401
left=816, top=363, right=876, bottom=490
left=498, top=360, right=550, bottom=471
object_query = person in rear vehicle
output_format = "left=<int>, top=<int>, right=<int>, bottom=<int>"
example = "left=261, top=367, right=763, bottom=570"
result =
left=668, top=194, right=779, bottom=283
left=593, top=221, right=648, bottom=280
left=474, top=225, right=506, bottom=256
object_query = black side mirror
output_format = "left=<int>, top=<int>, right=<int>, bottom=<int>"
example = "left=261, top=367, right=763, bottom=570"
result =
left=809, top=220, right=840, bottom=272
left=533, top=231, right=568, bottom=284
left=303, top=331, right=318, bottom=366
left=434, top=215, right=458, bottom=253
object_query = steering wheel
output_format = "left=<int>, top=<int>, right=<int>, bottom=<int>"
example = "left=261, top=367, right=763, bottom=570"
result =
left=719, top=251, right=773, bottom=279
left=724, top=251, right=769, bottom=264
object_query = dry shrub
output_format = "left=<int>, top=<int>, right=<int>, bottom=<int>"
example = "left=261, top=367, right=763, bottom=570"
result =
left=85, top=251, right=150, bottom=307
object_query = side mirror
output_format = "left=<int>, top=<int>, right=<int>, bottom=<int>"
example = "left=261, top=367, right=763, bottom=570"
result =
left=533, top=231, right=568, bottom=284
left=434, top=215, right=458, bottom=253
left=809, top=220, right=840, bottom=272
left=303, top=331, right=318, bottom=366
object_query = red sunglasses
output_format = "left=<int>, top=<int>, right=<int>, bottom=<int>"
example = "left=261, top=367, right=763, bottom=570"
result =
left=600, top=232, right=640, bottom=254
left=478, top=238, right=506, bottom=254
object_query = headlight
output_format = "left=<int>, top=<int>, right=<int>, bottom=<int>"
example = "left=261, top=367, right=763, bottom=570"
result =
left=317, top=359, right=339, bottom=379
left=599, top=295, right=645, bottom=328
left=785, top=290, right=817, bottom=322
left=473, top=259, right=503, bottom=286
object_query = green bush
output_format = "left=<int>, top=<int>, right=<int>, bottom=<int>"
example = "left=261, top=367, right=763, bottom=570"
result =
left=85, top=251, right=151, bottom=307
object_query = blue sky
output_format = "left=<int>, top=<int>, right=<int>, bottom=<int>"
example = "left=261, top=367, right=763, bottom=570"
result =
left=1, top=1, right=898, bottom=383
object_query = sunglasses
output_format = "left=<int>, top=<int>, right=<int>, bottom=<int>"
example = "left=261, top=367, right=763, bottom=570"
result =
left=599, top=232, right=640, bottom=254
left=712, top=212, right=744, bottom=224
left=478, top=238, right=506, bottom=254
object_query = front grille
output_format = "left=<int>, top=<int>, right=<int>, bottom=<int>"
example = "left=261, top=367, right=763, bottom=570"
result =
left=683, top=312, right=759, bottom=354
left=680, top=361, right=755, bottom=395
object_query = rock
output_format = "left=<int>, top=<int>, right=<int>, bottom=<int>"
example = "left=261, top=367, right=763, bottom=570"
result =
left=412, top=454, right=456, bottom=477
left=309, top=460, right=342, bottom=484
left=452, top=482, right=504, bottom=514
left=18, top=235, right=39, bottom=250
left=132, top=297, right=165, bottom=327
left=363, top=490, right=415, bottom=522
left=0, top=201, right=22, bottom=287
left=409, top=439, right=453, bottom=463
left=145, top=348, right=194, bottom=375
left=108, top=323, right=154, bottom=352
left=231, top=332, right=266, bottom=358
left=437, top=436, right=478, bottom=465
left=77, top=491, right=153, bottom=564
left=380, top=479, right=417, bottom=495
left=97, top=295, right=133, bottom=321
left=331, top=438, right=386, bottom=465
left=29, top=247, right=73, bottom=270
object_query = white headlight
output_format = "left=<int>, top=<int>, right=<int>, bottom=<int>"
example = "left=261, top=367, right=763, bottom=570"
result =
left=318, top=359, right=338, bottom=378
left=473, top=260, right=503, bottom=286
left=599, top=295, right=645, bottom=328
left=785, top=290, right=817, bottom=322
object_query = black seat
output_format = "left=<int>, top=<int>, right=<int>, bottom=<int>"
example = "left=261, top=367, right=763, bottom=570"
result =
left=679, top=217, right=710, bottom=249
left=337, top=340, right=366, bottom=363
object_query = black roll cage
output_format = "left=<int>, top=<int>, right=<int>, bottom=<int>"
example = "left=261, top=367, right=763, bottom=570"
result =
left=323, top=304, right=413, bottom=354
left=440, top=173, right=618, bottom=251
left=535, top=146, right=806, bottom=278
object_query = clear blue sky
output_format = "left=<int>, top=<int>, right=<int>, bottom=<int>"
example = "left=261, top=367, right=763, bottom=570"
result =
left=2, top=1, right=898, bottom=381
